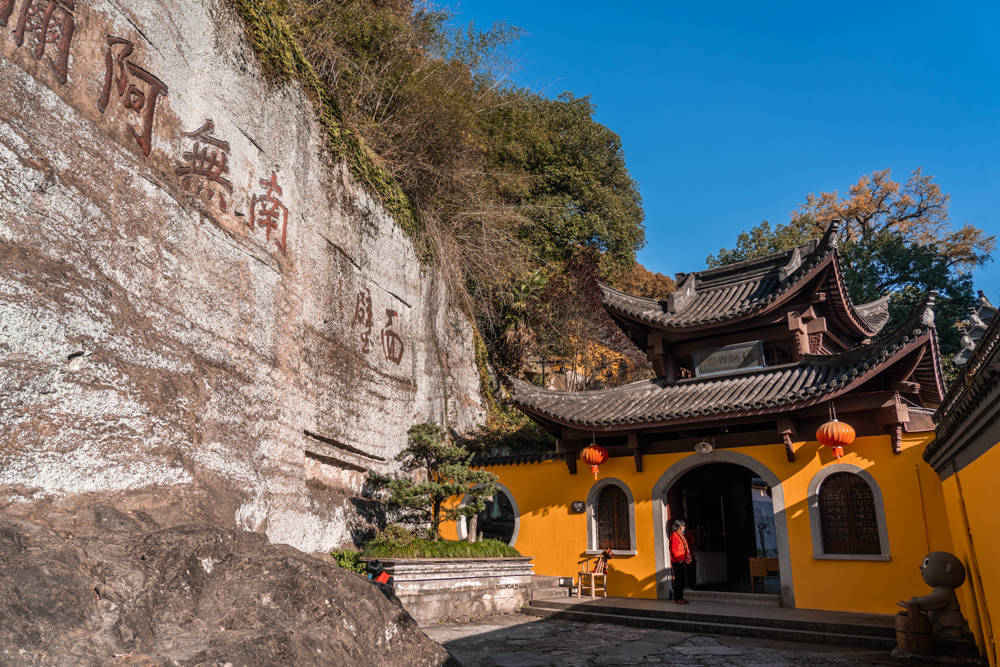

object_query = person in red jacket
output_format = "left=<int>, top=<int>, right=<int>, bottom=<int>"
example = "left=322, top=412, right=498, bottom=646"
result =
left=669, top=519, right=693, bottom=604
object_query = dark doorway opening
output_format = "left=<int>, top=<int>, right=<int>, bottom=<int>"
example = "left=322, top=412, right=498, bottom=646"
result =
left=666, top=463, right=778, bottom=593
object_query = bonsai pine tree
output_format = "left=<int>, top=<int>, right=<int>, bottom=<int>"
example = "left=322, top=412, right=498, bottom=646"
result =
left=372, top=422, right=497, bottom=541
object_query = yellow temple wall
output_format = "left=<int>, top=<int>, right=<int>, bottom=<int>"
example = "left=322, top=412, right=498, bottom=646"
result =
left=939, top=444, right=1000, bottom=666
left=450, top=431, right=954, bottom=616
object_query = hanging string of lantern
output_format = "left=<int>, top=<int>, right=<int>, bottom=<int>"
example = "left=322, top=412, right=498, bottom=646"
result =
left=579, top=433, right=609, bottom=479
left=816, top=401, right=855, bottom=460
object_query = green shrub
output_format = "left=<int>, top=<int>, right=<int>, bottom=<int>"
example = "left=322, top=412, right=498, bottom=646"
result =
left=330, top=549, right=367, bottom=573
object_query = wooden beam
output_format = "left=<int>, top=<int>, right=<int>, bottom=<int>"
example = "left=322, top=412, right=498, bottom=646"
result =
left=565, top=452, right=578, bottom=475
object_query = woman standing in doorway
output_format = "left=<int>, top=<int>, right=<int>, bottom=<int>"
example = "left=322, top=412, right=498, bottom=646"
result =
left=670, top=519, right=693, bottom=604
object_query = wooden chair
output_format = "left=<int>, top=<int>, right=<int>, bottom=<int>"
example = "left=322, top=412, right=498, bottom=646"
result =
left=749, top=557, right=779, bottom=592
left=576, top=553, right=610, bottom=598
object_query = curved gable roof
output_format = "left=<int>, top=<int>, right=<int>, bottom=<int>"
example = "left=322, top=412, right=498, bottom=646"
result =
left=600, top=222, right=888, bottom=338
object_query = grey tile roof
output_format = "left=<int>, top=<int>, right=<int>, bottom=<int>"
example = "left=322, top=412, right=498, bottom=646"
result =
left=600, top=223, right=889, bottom=336
left=514, top=295, right=942, bottom=430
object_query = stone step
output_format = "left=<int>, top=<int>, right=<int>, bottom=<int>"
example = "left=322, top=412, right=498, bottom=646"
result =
left=531, top=586, right=571, bottom=600
left=524, top=600, right=896, bottom=649
left=683, top=589, right=781, bottom=606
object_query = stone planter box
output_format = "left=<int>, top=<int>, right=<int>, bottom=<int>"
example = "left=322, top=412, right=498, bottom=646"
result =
left=377, top=557, right=535, bottom=625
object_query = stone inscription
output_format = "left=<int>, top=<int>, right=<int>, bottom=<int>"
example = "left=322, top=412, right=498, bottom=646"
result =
left=2, top=3, right=307, bottom=257
left=175, top=120, right=232, bottom=214
left=97, top=35, right=168, bottom=158
left=1, top=0, right=75, bottom=83
left=249, top=171, right=289, bottom=253
left=381, top=309, right=403, bottom=364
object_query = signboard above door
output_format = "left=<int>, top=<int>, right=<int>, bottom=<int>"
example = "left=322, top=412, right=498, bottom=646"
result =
left=691, top=340, right=765, bottom=377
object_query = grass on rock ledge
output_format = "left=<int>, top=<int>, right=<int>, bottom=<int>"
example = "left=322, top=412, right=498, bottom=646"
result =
left=332, top=538, right=520, bottom=566
left=363, top=538, right=520, bottom=559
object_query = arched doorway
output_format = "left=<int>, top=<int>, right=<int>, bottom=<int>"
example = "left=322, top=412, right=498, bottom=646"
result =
left=651, top=451, right=794, bottom=607
left=665, top=463, right=776, bottom=591
left=457, top=483, right=520, bottom=546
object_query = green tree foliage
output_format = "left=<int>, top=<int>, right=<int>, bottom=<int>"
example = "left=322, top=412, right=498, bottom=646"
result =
left=706, top=169, right=996, bottom=375
left=369, top=423, right=497, bottom=541
left=483, top=91, right=645, bottom=274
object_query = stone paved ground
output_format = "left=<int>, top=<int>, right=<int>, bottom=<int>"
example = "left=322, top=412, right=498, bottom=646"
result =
left=424, top=613, right=900, bottom=667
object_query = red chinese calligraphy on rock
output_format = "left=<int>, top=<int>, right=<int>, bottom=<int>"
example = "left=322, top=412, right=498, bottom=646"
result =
left=381, top=309, right=404, bottom=365
left=175, top=120, right=233, bottom=213
left=352, top=289, right=373, bottom=354
left=249, top=172, right=289, bottom=253
left=98, top=36, right=168, bottom=158
left=1, top=0, right=76, bottom=83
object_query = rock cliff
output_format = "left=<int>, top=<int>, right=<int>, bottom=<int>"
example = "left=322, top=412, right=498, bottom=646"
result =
left=0, top=0, right=484, bottom=552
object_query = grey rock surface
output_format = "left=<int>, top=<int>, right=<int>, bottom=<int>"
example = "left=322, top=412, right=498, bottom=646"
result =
left=0, top=505, right=457, bottom=666
left=0, top=0, right=483, bottom=551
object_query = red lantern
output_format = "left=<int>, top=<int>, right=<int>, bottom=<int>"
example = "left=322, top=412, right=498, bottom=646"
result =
left=816, top=419, right=855, bottom=460
left=579, top=444, right=609, bottom=479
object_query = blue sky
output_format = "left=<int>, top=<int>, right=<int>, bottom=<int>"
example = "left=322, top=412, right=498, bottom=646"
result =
left=455, top=1, right=1000, bottom=298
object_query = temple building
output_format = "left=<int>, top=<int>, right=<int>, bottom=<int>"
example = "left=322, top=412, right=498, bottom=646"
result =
left=453, top=223, right=961, bottom=619
left=925, top=295, right=1000, bottom=665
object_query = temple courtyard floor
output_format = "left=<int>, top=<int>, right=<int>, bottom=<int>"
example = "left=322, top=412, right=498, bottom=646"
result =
left=424, top=613, right=900, bottom=666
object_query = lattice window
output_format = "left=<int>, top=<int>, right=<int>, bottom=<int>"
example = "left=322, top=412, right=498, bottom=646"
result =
left=596, top=485, right=630, bottom=550
left=818, top=472, right=881, bottom=554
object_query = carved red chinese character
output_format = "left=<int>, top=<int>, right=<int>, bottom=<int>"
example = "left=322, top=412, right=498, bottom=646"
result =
left=352, top=289, right=373, bottom=354
left=1, top=0, right=76, bottom=83
left=97, top=36, right=168, bottom=158
left=249, top=172, right=289, bottom=253
left=175, top=120, right=233, bottom=213
left=381, top=309, right=404, bottom=365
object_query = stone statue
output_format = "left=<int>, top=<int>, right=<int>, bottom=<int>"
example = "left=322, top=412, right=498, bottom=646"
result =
left=898, top=551, right=972, bottom=639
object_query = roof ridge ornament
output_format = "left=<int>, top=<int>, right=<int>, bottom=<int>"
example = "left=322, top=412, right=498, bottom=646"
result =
left=778, top=247, right=802, bottom=282
left=824, top=220, right=841, bottom=249
left=666, top=272, right=698, bottom=314
left=921, top=291, right=938, bottom=328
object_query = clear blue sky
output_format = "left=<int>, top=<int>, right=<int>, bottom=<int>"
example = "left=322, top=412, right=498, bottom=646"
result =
left=455, top=0, right=1000, bottom=298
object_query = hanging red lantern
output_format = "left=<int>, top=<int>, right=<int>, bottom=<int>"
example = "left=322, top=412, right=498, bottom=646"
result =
left=816, top=416, right=855, bottom=460
left=579, top=443, right=609, bottom=479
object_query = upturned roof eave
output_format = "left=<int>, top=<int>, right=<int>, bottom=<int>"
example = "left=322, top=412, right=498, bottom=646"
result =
left=512, top=318, right=940, bottom=433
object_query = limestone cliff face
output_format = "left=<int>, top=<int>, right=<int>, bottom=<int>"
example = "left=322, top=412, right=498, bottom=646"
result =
left=0, top=0, right=484, bottom=552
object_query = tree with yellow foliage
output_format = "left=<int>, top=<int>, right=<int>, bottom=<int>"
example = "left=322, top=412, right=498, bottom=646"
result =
left=708, top=168, right=995, bottom=379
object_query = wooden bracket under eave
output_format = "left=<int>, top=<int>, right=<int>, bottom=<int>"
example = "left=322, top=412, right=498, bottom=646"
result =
left=565, top=453, right=578, bottom=475
left=887, top=423, right=903, bottom=455
left=777, top=418, right=796, bottom=463
left=629, top=433, right=643, bottom=473
left=782, top=433, right=796, bottom=462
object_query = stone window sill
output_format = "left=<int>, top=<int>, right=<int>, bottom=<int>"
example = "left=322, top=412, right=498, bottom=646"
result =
left=813, top=553, right=891, bottom=561
left=585, top=549, right=636, bottom=557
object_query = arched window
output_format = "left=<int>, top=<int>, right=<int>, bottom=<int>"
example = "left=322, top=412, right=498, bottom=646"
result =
left=818, top=472, right=881, bottom=555
left=596, top=485, right=630, bottom=551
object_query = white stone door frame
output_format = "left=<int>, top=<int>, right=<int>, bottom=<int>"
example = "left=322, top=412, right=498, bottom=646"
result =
left=650, top=450, right=795, bottom=608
